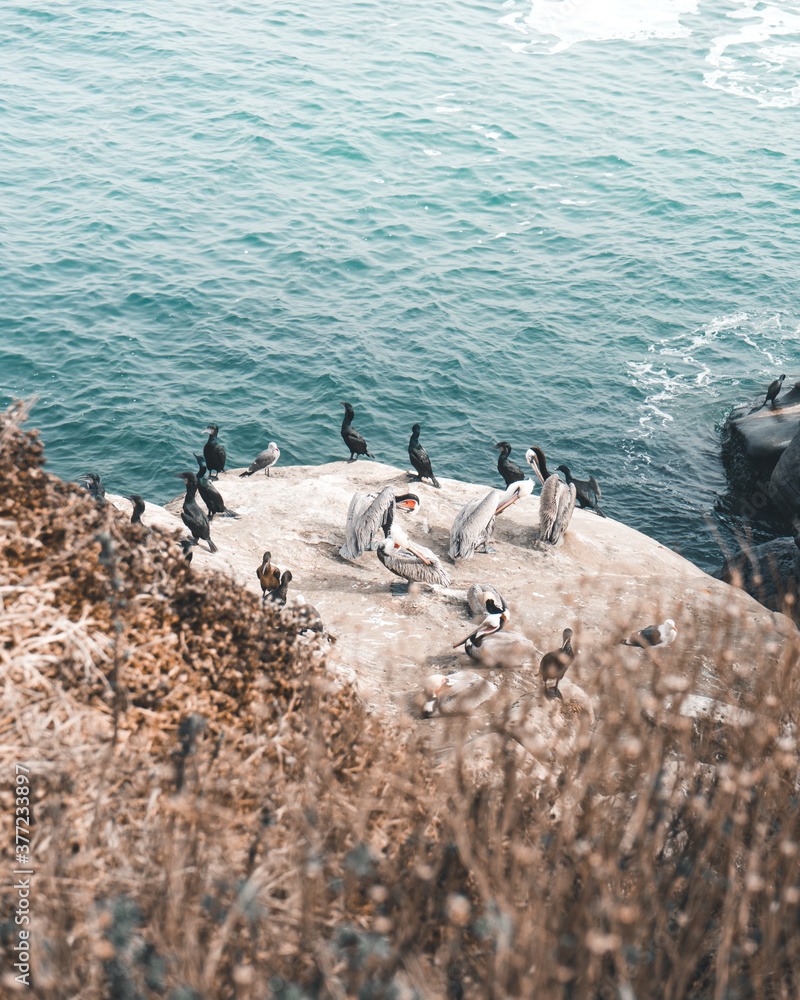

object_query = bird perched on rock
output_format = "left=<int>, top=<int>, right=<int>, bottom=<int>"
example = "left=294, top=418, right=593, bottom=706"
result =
left=526, top=447, right=576, bottom=545
left=175, top=471, right=217, bottom=552
left=202, top=423, right=226, bottom=479
left=193, top=456, right=239, bottom=518
left=622, top=619, right=677, bottom=648
left=408, top=423, right=440, bottom=488
left=127, top=494, right=146, bottom=525
left=256, top=551, right=281, bottom=599
left=454, top=608, right=540, bottom=667
left=340, top=488, right=420, bottom=561
left=556, top=465, right=605, bottom=517
left=539, top=628, right=575, bottom=700
left=449, top=480, right=534, bottom=560
left=179, top=538, right=194, bottom=563
left=421, top=671, right=498, bottom=717
left=240, top=442, right=280, bottom=477
left=466, top=583, right=508, bottom=618
left=340, top=401, right=373, bottom=461
left=377, top=506, right=450, bottom=587
left=266, top=569, right=292, bottom=605
left=495, top=442, right=525, bottom=487
left=766, top=374, right=786, bottom=409
left=79, top=473, right=106, bottom=506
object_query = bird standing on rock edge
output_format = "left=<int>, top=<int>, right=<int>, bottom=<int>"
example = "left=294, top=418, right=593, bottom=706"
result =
left=193, top=455, right=239, bottom=518
left=495, top=442, right=525, bottom=487
left=765, top=374, right=786, bottom=409
left=526, top=447, right=576, bottom=545
left=175, top=471, right=218, bottom=553
left=240, top=442, right=280, bottom=477
left=256, top=551, right=281, bottom=599
left=556, top=464, right=605, bottom=517
left=203, top=423, right=226, bottom=479
left=408, top=423, right=440, bottom=488
left=340, top=401, right=374, bottom=461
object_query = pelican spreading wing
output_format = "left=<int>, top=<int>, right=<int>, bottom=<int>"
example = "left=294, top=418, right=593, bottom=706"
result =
left=339, top=488, right=419, bottom=561
left=526, top=447, right=576, bottom=545
left=449, top=479, right=533, bottom=561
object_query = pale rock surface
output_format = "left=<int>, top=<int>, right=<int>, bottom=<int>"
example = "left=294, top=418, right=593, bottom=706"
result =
left=109, top=460, right=791, bottom=730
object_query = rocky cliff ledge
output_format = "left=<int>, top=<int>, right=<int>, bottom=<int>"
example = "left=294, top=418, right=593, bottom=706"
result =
left=113, top=459, right=790, bottom=714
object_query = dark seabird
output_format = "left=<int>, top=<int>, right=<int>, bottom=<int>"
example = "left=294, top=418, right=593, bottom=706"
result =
left=193, top=455, right=239, bottom=518
left=266, top=569, right=293, bottom=606
left=556, top=465, right=605, bottom=517
left=539, top=628, right=575, bottom=700
left=377, top=506, right=450, bottom=587
left=340, top=401, right=373, bottom=461
left=766, top=374, right=786, bottom=408
left=340, top=487, right=419, bottom=561
left=408, top=424, right=440, bottom=488
left=179, top=538, right=194, bottom=563
left=449, top=480, right=533, bottom=560
left=175, top=471, right=218, bottom=552
left=256, top=551, right=281, bottom=598
left=239, top=442, right=280, bottom=477
left=495, top=442, right=526, bottom=487
left=79, top=473, right=106, bottom=506
left=127, top=495, right=146, bottom=525
left=526, top=447, right=576, bottom=545
left=202, top=423, right=226, bottom=479
left=622, top=619, right=677, bottom=648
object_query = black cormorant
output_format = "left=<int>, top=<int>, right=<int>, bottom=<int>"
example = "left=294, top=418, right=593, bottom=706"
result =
left=340, top=402, right=373, bottom=461
left=408, top=424, right=440, bottom=488
left=175, top=471, right=217, bottom=552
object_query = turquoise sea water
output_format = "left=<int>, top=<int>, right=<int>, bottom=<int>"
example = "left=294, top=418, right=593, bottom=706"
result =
left=2, top=0, right=799, bottom=569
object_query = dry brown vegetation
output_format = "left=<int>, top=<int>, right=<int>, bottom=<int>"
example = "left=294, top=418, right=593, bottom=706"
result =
left=2, top=401, right=800, bottom=999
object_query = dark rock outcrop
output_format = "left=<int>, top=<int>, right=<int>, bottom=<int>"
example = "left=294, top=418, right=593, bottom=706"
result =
left=718, top=535, right=800, bottom=616
left=769, top=425, right=800, bottom=517
left=723, top=379, right=800, bottom=466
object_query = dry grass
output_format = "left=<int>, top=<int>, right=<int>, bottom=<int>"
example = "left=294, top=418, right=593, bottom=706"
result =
left=2, top=401, right=800, bottom=999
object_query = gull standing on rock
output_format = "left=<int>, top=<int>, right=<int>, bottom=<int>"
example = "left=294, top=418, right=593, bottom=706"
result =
left=175, top=471, right=217, bottom=552
left=339, top=487, right=420, bottom=561
left=202, top=423, right=226, bottom=479
left=526, top=447, right=576, bottom=545
left=239, top=442, right=280, bottom=477
left=408, top=423, right=440, bottom=488
left=340, top=401, right=373, bottom=461
left=622, top=619, right=677, bottom=648
left=377, top=505, right=450, bottom=587
left=449, top=479, right=533, bottom=560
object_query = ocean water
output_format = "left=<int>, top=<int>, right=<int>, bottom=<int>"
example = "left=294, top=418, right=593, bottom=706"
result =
left=2, top=0, right=799, bottom=570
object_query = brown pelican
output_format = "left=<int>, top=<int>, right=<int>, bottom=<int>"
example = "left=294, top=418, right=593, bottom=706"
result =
left=408, top=423, right=440, bottom=488
left=377, top=507, right=450, bottom=587
left=340, top=401, right=374, bottom=461
left=422, top=671, right=498, bottom=716
left=203, top=423, right=226, bottom=479
left=239, top=442, right=280, bottom=477
left=256, top=551, right=281, bottom=598
left=495, top=441, right=525, bottom=486
left=622, top=619, right=677, bottom=648
left=467, top=583, right=508, bottom=618
left=526, top=447, right=576, bottom=545
left=454, top=610, right=540, bottom=668
left=449, top=479, right=534, bottom=560
left=539, top=628, right=575, bottom=700
left=556, top=465, right=605, bottom=517
left=339, top=488, right=419, bottom=561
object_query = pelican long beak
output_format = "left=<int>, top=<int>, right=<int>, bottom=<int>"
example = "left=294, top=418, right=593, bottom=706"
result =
left=495, top=480, right=533, bottom=514
left=525, top=448, right=546, bottom=485
left=405, top=540, right=432, bottom=565
left=453, top=613, right=504, bottom=648
left=397, top=498, right=418, bottom=513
